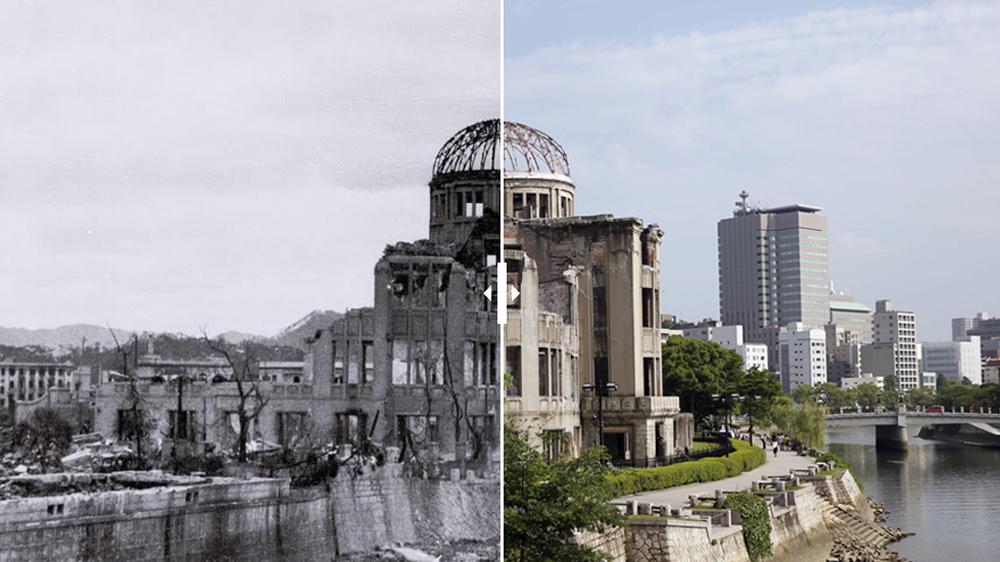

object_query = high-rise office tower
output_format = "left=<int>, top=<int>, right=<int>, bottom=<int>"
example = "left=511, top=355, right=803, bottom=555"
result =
left=718, top=192, right=831, bottom=363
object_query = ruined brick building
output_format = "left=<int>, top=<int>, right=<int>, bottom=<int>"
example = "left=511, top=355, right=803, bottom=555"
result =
left=86, top=122, right=501, bottom=463
left=503, top=121, right=691, bottom=466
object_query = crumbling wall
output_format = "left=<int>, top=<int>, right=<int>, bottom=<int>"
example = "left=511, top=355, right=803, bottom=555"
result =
left=0, top=462, right=499, bottom=560
left=329, top=463, right=500, bottom=555
left=0, top=477, right=332, bottom=561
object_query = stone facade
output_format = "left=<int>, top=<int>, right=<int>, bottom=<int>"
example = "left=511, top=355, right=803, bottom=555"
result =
left=503, top=121, right=686, bottom=465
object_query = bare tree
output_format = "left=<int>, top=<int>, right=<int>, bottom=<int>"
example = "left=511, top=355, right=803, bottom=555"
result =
left=108, top=326, right=153, bottom=466
left=202, top=332, right=270, bottom=463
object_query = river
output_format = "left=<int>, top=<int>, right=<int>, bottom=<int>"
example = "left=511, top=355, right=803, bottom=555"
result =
left=828, top=427, right=1000, bottom=562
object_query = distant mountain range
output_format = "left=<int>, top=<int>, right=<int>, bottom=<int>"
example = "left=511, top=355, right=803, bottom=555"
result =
left=0, top=310, right=343, bottom=353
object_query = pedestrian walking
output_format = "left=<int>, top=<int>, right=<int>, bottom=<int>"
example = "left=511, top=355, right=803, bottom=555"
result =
left=772, top=440, right=779, bottom=458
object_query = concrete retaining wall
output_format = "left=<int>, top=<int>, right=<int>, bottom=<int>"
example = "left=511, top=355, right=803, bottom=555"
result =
left=767, top=486, right=833, bottom=562
left=0, top=479, right=331, bottom=561
left=330, top=464, right=500, bottom=555
left=0, top=464, right=500, bottom=561
left=578, top=527, right=627, bottom=562
left=626, top=519, right=749, bottom=562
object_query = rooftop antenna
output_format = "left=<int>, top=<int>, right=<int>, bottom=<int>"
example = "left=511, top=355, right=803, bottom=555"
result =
left=735, top=190, right=750, bottom=215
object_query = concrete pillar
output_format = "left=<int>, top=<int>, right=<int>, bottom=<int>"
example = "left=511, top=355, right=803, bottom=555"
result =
left=627, top=501, right=637, bottom=515
left=638, top=502, right=652, bottom=515
left=875, top=423, right=908, bottom=452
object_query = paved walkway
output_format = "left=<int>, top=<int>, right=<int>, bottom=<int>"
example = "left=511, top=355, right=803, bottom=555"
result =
left=616, top=447, right=815, bottom=507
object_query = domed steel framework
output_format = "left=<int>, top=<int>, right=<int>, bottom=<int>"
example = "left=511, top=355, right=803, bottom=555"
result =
left=504, top=120, right=570, bottom=177
left=433, top=119, right=501, bottom=176
left=431, top=119, right=571, bottom=177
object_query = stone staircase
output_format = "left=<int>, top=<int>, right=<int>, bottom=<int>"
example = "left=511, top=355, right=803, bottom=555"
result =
left=814, top=485, right=909, bottom=561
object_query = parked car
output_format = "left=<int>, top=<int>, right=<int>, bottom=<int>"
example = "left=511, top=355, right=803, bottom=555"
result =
left=926, top=405, right=945, bottom=413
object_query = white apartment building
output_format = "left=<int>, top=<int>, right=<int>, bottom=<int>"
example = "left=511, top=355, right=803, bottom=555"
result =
left=682, top=324, right=769, bottom=371
left=862, top=300, right=919, bottom=392
left=841, top=373, right=884, bottom=390
left=778, top=322, right=827, bottom=392
left=921, top=336, right=982, bottom=385
left=736, top=344, right=769, bottom=372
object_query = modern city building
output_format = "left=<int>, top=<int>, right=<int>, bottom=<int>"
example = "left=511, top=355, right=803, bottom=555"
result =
left=952, top=313, right=992, bottom=340
left=824, top=293, right=872, bottom=385
left=983, top=358, right=1000, bottom=385
left=503, top=121, right=690, bottom=466
left=841, top=373, right=884, bottom=390
left=718, top=192, right=830, bottom=371
left=921, top=336, right=983, bottom=385
left=861, top=300, right=919, bottom=392
left=681, top=323, right=768, bottom=371
left=777, top=323, right=827, bottom=392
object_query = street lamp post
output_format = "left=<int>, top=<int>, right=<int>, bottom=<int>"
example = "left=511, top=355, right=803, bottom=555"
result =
left=747, top=394, right=761, bottom=448
left=583, top=381, right=618, bottom=452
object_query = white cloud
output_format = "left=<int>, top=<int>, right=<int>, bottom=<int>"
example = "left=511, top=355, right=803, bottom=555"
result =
left=507, top=1, right=1000, bottom=339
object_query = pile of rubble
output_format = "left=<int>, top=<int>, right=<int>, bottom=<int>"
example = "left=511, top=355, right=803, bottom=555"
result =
left=58, top=433, right=134, bottom=472
left=0, top=471, right=209, bottom=500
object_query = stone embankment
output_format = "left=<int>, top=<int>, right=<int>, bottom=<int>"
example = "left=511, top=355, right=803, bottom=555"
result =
left=809, top=468, right=911, bottom=562
left=584, top=462, right=912, bottom=562
left=0, top=461, right=499, bottom=561
left=822, top=497, right=911, bottom=562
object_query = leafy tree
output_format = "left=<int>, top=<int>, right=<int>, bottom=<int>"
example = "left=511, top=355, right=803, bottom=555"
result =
left=14, top=408, right=73, bottom=471
left=504, top=425, right=623, bottom=562
left=662, top=337, right=745, bottom=427
left=772, top=399, right=825, bottom=449
left=789, top=384, right=818, bottom=406
left=854, top=383, right=881, bottom=411
left=905, top=387, right=936, bottom=408
left=737, top=367, right=782, bottom=429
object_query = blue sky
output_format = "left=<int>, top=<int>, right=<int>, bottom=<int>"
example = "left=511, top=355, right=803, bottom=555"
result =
left=506, top=0, right=1000, bottom=341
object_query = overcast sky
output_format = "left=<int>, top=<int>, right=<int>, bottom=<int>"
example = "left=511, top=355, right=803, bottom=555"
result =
left=506, top=0, right=1000, bottom=341
left=0, top=0, right=499, bottom=336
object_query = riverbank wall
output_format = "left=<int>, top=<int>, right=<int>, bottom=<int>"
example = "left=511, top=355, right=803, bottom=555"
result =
left=586, top=465, right=883, bottom=562
left=0, top=463, right=500, bottom=561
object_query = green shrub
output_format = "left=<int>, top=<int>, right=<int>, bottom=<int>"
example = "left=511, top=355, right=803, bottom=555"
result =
left=723, top=491, right=772, bottom=561
left=606, top=440, right=766, bottom=497
left=814, top=450, right=863, bottom=492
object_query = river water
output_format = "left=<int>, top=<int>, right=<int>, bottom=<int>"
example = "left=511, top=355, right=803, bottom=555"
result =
left=828, top=427, right=1000, bottom=562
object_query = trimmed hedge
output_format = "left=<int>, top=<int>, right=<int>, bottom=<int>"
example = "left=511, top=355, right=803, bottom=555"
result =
left=607, top=440, right=766, bottom=497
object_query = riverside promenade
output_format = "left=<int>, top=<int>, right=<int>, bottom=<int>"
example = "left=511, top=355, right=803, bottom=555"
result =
left=617, top=447, right=815, bottom=506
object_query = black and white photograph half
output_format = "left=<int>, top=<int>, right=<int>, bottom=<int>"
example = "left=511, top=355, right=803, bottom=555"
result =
left=0, top=1, right=501, bottom=560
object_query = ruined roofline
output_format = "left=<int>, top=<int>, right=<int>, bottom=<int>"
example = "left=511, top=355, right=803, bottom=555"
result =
left=381, top=239, right=457, bottom=259
left=511, top=213, right=649, bottom=230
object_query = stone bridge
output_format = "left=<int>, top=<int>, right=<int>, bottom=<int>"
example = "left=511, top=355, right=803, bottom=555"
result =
left=825, top=409, right=1000, bottom=451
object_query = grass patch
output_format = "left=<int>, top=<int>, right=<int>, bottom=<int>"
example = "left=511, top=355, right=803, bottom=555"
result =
left=608, top=439, right=766, bottom=497
left=690, top=439, right=719, bottom=453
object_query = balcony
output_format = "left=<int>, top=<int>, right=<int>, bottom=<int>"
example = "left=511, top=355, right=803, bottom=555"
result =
left=580, top=395, right=680, bottom=416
